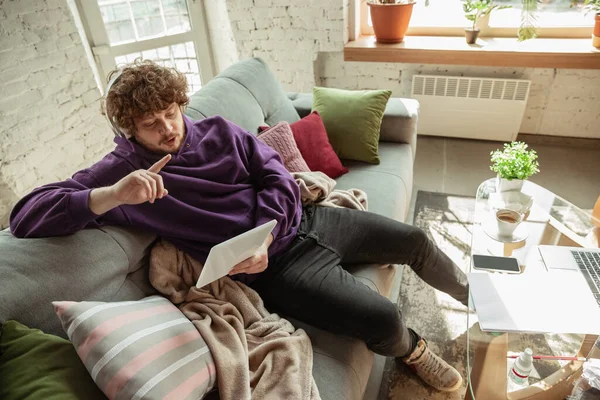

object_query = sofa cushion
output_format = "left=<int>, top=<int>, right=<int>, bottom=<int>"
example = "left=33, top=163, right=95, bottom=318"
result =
left=312, top=87, right=391, bottom=164
left=0, top=226, right=157, bottom=338
left=290, top=111, right=348, bottom=179
left=286, top=317, right=374, bottom=400
left=379, top=98, right=420, bottom=157
left=345, top=263, right=397, bottom=296
left=0, top=320, right=107, bottom=400
left=287, top=92, right=313, bottom=118
left=282, top=260, right=396, bottom=400
left=53, top=296, right=216, bottom=400
left=288, top=93, right=419, bottom=158
left=185, top=58, right=300, bottom=133
left=335, top=142, right=414, bottom=222
left=257, top=122, right=310, bottom=173
left=185, top=79, right=266, bottom=132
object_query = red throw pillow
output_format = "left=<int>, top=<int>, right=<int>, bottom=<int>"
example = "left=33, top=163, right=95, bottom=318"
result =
left=262, top=112, right=348, bottom=179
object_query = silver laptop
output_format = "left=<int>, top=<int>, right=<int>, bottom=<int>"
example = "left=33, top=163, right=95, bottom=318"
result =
left=538, top=245, right=600, bottom=307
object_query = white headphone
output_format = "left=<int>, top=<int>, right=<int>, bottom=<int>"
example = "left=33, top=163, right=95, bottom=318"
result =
left=104, top=69, right=129, bottom=138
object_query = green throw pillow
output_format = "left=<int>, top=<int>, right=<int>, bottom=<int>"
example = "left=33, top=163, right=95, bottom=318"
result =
left=0, top=320, right=107, bottom=400
left=312, top=87, right=391, bottom=164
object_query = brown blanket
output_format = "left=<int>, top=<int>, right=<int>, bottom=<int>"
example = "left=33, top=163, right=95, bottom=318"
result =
left=149, top=241, right=320, bottom=400
left=292, top=171, right=367, bottom=210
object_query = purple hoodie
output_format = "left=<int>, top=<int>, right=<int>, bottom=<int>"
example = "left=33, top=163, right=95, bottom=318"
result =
left=10, top=115, right=302, bottom=269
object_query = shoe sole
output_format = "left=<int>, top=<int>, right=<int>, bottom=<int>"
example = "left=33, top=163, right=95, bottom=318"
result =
left=434, top=374, right=463, bottom=392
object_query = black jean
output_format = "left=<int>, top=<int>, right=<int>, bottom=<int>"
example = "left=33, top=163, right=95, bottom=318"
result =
left=251, top=205, right=469, bottom=357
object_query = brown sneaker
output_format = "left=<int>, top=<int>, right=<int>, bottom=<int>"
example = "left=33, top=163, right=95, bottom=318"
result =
left=402, top=338, right=463, bottom=392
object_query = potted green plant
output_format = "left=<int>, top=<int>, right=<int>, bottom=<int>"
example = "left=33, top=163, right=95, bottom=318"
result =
left=588, top=0, right=600, bottom=48
left=490, top=141, right=540, bottom=192
left=368, top=0, right=417, bottom=43
left=462, top=0, right=511, bottom=44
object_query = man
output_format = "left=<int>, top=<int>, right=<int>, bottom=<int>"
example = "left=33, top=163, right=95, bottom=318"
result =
left=10, top=60, right=469, bottom=392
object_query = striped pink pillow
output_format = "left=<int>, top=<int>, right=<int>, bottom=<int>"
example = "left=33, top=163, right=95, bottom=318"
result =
left=258, top=121, right=311, bottom=173
left=53, top=295, right=216, bottom=400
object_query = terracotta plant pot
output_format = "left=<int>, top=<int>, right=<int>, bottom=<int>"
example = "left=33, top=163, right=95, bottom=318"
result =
left=368, top=1, right=415, bottom=44
left=593, top=13, right=600, bottom=49
left=465, top=28, right=480, bottom=44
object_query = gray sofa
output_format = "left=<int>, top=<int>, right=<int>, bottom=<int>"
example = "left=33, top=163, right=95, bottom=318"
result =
left=0, top=58, right=419, bottom=400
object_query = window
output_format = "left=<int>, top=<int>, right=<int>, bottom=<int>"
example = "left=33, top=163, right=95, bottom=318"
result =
left=360, top=0, right=593, bottom=38
left=115, top=42, right=203, bottom=94
left=76, top=0, right=215, bottom=95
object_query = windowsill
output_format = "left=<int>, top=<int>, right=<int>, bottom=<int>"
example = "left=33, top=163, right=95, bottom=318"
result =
left=344, top=35, right=600, bottom=69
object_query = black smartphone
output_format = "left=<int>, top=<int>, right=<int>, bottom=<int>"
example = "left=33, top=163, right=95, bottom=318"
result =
left=472, top=254, right=521, bottom=274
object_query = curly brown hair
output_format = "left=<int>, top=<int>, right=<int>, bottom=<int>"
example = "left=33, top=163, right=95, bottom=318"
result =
left=102, top=59, right=189, bottom=135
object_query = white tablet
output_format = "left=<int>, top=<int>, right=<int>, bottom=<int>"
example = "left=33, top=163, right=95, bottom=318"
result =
left=195, top=219, right=278, bottom=288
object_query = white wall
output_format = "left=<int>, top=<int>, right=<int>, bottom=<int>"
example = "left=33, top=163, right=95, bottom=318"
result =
left=203, top=1, right=238, bottom=74
left=0, top=0, right=113, bottom=228
left=216, top=0, right=600, bottom=138
left=223, top=0, right=348, bottom=92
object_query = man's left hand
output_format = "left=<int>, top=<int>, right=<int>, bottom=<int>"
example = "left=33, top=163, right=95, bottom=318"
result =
left=229, top=233, right=274, bottom=275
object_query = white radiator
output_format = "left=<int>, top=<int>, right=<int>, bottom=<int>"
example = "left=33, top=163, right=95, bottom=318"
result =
left=411, top=75, right=531, bottom=141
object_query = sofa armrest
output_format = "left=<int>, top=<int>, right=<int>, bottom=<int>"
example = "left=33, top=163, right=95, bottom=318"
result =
left=287, top=93, right=419, bottom=157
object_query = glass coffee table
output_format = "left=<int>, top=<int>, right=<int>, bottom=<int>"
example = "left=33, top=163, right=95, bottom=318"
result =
left=466, top=179, right=600, bottom=400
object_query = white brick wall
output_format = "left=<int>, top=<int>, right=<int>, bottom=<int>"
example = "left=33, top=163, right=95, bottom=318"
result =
left=0, top=0, right=113, bottom=228
left=219, top=0, right=345, bottom=92
left=217, top=0, right=600, bottom=138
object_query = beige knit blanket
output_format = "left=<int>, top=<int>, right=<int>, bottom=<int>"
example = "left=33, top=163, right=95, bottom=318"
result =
left=292, top=171, right=368, bottom=210
left=149, top=241, right=320, bottom=400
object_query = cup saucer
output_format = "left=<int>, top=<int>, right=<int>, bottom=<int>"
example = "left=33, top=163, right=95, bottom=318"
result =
left=483, top=220, right=529, bottom=243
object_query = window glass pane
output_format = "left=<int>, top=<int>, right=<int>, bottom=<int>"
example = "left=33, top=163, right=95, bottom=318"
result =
left=98, top=0, right=191, bottom=45
left=157, top=46, right=170, bottom=58
left=141, top=48, right=159, bottom=59
left=114, top=41, right=201, bottom=95
left=411, top=0, right=468, bottom=27
left=490, top=0, right=592, bottom=27
left=114, top=55, right=128, bottom=65
left=368, top=0, right=468, bottom=27
left=367, top=0, right=592, bottom=29
left=134, top=1, right=163, bottom=40
left=100, top=2, right=136, bottom=43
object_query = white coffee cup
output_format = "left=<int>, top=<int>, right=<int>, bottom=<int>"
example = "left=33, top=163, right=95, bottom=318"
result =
left=496, top=208, right=523, bottom=237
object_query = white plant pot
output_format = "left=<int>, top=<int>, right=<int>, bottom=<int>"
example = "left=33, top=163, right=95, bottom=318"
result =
left=496, top=175, right=524, bottom=192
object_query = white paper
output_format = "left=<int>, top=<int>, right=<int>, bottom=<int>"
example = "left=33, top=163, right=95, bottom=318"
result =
left=195, top=220, right=277, bottom=288
left=468, top=270, right=600, bottom=334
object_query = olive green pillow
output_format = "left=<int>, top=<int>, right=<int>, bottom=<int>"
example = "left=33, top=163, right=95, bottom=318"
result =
left=0, top=320, right=107, bottom=400
left=312, top=87, right=392, bottom=164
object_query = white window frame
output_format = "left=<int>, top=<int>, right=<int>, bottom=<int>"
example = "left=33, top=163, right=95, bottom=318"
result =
left=76, top=0, right=215, bottom=95
left=359, top=0, right=592, bottom=39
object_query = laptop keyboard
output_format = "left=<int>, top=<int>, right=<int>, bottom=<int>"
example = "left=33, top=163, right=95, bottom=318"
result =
left=571, top=250, right=600, bottom=307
